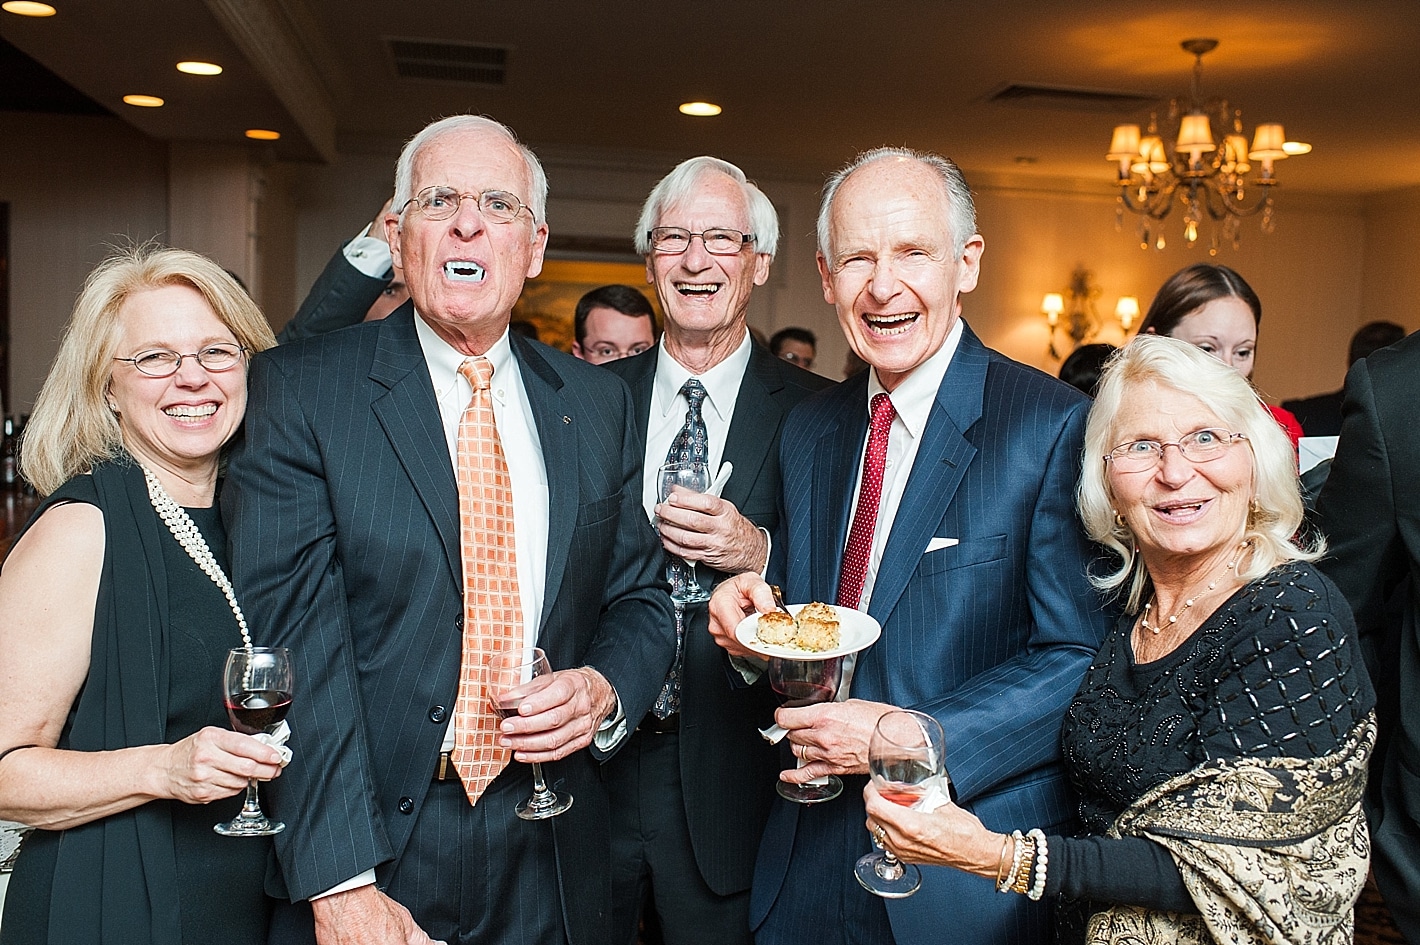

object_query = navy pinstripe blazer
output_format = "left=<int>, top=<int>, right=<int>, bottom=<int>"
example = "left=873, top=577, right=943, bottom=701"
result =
left=754, top=324, right=1111, bottom=944
left=606, top=341, right=832, bottom=896
left=222, top=306, right=676, bottom=944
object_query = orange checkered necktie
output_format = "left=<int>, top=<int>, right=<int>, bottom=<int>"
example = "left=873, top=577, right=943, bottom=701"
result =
left=450, top=356, right=522, bottom=805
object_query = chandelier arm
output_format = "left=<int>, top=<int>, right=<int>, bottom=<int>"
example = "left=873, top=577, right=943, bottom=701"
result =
left=1117, top=179, right=1179, bottom=221
left=1201, top=181, right=1276, bottom=219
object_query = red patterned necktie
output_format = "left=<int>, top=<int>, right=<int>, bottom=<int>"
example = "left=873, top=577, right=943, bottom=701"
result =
left=450, top=356, right=521, bottom=805
left=837, top=392, right=896, bottom=610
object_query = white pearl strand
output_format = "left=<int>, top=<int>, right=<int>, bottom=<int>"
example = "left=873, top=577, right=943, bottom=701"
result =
left=143, top=466, right=252, bottom=649
left=1140, top=540, right=1251, bottom=636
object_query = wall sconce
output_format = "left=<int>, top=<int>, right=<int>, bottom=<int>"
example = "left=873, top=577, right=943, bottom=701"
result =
left=1114, top=296, right=1140, bottom=332
left=1042, top=267, right=1101, bottom=360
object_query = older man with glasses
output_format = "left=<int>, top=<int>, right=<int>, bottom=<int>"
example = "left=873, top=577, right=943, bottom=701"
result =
left=600, top=156, right=832, bottom=945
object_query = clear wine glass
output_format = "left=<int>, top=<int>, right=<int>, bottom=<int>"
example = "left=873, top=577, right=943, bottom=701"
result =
left=486, top=646, right=574, bottom=820
left=214, top=646, right=292, bottom=837
left=657, top=460, right=713, bottom=605
left=769, top=656, right=844, bottom=804
left=854, top=709, right=948, bottom=898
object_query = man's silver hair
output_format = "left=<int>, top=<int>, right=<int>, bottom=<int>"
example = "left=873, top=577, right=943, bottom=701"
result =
left=634, top=156, right=780, bottom=261
left=816, top=147, right=976, bottom=261
left=391, top=115, right=548, bottom=225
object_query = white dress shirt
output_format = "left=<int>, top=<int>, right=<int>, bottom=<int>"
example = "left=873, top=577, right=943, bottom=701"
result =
left=341, top=224, right=394, bottom=278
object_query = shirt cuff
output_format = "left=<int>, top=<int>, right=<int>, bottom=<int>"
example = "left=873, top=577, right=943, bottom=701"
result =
left=341, top=228, right=393, bottom=279
left=310, top=869, right=377, bottom=900
left=730, top=654, right=767, bottom=684
left=757, top=526, right=772, bottom=577
left=593, top=690, right=627, bottom=750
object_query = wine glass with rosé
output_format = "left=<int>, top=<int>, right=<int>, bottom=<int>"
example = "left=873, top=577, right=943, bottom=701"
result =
left=214, top=646, right=292, bottom=837
left=768, top=656, right=845, bottom=804
left=486, top=646, right=574, bottom=820
left=854, top=709, right=947, bottom=897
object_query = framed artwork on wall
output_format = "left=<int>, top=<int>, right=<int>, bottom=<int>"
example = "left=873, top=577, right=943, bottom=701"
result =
left=511, top=258, right=661, bottom=354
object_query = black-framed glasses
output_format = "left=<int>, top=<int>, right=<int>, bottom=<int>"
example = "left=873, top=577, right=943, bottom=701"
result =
left=1105, top=428, right=1248, bottom=473
left=647, top=227, right=755, bottom=256
left=114, top=343, right=247, bottom=378
left=401, top=185, right=532, bottom=224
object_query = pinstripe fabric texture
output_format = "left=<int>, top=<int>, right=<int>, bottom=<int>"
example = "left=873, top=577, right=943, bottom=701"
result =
left=450, top=357, right=518, bottom=803
left=753, top=324, right=1115, bottom=945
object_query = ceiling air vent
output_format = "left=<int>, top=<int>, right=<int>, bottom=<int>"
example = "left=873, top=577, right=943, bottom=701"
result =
left=389, top=39, right=508, bottom=86
left=986, top=83, right=1160, bottom=114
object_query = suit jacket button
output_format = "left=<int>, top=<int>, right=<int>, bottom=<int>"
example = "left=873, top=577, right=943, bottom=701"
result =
left=398, top=797, right=414, bottom=814
left=455, top=616, right=464, bottom=631
left=429, top=705, right=447, bottom=723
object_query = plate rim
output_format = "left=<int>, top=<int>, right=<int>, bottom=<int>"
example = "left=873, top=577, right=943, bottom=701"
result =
left=734, top=602, right=881, bottom=660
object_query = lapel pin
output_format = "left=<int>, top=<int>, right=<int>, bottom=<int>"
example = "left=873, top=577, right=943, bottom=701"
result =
left=562, top=415, right=572, bottom=424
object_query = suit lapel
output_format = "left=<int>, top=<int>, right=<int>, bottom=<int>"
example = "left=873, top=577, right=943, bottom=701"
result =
left=866, top=328, right=989, bottom=627
left=811, top=377, right=870, bottom=605
left=720, top=346, right=787, bottom=509
left=369, top=309, right=462, bottom=587
left=510, top=335, right=578, bottom=634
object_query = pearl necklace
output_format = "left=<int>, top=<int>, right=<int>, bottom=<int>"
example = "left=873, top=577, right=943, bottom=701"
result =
left=143, top=466, right=252, bottom=649
left=1139, top=541, right=1250, bottom=636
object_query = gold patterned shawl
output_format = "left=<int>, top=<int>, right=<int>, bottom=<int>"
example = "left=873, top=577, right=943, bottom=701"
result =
left=1085, top=714, right=1375, bottom=945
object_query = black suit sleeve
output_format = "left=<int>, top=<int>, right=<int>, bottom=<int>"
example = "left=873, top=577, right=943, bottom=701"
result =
left=277, top=242, right=389, bottom=344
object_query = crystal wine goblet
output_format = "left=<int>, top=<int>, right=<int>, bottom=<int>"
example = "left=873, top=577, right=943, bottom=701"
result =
left=486, top=646, right=574, bottom=820
left=214, top=645, right=292, bottom=837
left=854, top=709, right=948, bottom=897
left=657, top=460, right=713, bottom=605
left=769, top=656, right=845, bottom=803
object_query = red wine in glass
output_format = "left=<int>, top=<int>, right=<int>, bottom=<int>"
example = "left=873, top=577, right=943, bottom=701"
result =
left=769, top=656, right=844, bottom=804
left=226, top=689, right=292, bottom=735
left=486, top=646, right=574, bottom=820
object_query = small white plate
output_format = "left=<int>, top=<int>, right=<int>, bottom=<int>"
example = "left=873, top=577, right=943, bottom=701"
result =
left=735, top=603, right=882, bottom=661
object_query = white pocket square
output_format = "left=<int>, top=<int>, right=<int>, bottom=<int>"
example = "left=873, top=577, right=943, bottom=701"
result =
left=925, top=537, right=959, bottom=553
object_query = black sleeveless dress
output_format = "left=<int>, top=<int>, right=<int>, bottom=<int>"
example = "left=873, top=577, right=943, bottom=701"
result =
left=1, top=470, right=271, bottom=945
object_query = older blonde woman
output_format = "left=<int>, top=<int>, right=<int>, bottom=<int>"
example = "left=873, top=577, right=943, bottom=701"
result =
left=0, top=247, right=284, bottom=945
left=864, top=335, right=1375, bottom=945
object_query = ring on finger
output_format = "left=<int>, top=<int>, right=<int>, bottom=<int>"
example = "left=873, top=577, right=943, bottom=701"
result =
left=873, top=824, right=887, bottom=846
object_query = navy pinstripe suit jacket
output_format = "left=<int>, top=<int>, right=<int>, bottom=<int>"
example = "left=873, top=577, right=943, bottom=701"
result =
left=222, top=306, right=675, bottom=944
left=755, top=324, right=1111, bottom=944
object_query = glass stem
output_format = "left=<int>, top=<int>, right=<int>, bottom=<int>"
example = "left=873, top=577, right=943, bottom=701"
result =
left=877, top=849, right=905, bottom=881
left=686, top=561, right=702, bottom=592
left=528, top=762, right=554, bottom=808
left=240, top=779, right=264, bottom=819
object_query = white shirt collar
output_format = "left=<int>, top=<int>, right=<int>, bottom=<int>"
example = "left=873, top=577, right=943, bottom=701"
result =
left=865, top=317, right=965, bottom=439
left=414, top=313, right=515, bottom=401
left=651, top=329, right=754, bottom=425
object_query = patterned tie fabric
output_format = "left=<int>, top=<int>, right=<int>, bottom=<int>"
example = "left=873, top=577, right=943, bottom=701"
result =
left=450, top=356, right=521, bottom=805
left=652, top=379, right=709, bottom=719
left=837, top=392, right=897, bottom=610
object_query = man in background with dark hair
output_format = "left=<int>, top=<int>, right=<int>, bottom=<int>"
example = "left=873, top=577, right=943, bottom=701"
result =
left=768, top=327, right=817, bottom=372
left=572, top=283, right=658, bottom=364
left=1283, top=319, right=1406, bottom=436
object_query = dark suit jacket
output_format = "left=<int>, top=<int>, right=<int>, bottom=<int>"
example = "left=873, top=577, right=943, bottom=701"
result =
left=223, top=305, right=676, bottom=945
left=1314, top=329, right=1420, bottom=939
left=275, top=242, right=389, bottom=344
left=605, top=342, right=832, bottom=896
left=1281, top=389, right=1345, bottom=437
left=757, top=325, right=1110, bottom=944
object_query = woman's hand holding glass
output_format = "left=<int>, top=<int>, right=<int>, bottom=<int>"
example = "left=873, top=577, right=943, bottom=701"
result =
left=862, top=781, right=1005, bottom=878
left=161, top=725, right=285, bottom=806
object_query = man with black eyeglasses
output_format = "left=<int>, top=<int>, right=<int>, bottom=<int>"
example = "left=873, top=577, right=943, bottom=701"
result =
left=602, top=156, right=832, bottom=945
left=571, top=284, right=658, bottom=364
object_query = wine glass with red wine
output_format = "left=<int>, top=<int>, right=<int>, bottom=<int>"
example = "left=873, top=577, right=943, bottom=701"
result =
left=486, top=646, right=573, bottom=820
left=769, top=656, right=844, bottom=804
left=854, top=709, right=947, bottom=897
left=214, top=646, right=292, bottom=837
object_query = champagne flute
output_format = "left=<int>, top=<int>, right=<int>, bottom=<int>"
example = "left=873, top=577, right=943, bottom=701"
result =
left=854, top=709, right=947, bottom=897
left=657, top=460, right=712, bottom=604
left=769, top=656, right=844, bottom=803
left=214, top=646, right=292, bottom=837
left=486, top=646, right=574, bottom=820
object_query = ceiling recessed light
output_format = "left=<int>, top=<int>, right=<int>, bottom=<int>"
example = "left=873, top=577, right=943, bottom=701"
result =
left=678, top=101, right=722, bottom=117
left=122, top=94, right=165, bottom=108
left=245, top=129, right=281, bottom=141
left=177, top=61, right=223, bottom=76
left=1282, top=141, right=1312, bottom=155
left=2, top=2, right=57, bottom=16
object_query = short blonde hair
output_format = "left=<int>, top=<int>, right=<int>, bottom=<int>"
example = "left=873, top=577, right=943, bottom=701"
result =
left=21, top=245, right=276, bottom=496
left=1077, top=334, right=1319, bottom=612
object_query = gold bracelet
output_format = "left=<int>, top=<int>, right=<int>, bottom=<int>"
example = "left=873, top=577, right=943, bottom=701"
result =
left=994, top=834, right=1013, bottom=888
left=1010, top=834, right=1036, bottom=895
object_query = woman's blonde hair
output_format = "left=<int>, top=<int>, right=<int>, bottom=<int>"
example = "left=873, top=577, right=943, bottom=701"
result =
left=1077, top=334, right=1320, bottom=612
left=21, top=245, right=276, bottom=496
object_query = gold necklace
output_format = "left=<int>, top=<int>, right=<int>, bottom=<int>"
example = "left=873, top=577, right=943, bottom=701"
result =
left=1139, top=541, right=1250, bottom=636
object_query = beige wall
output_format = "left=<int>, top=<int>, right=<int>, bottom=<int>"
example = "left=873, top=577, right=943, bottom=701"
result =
left=1361, top=185, right=1420, bottom=348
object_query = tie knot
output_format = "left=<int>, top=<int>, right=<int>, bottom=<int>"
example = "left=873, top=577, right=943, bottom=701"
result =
left=680, top=379, right=707, bottom=409
left=460, top=357, right=495, bottom=391
left=869, top=392, right=896, bottom=430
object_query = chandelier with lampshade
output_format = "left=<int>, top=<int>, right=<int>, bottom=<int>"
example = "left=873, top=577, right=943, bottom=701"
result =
left=1107, top=39, right=1309, bottom=253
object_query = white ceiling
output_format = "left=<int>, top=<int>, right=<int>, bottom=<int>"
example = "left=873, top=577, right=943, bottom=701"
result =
left=4, top=0, right=1419, bottom=195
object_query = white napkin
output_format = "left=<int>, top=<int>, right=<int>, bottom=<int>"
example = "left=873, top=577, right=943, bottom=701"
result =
left=252, top=719, right=293, bottom=767
left=915, top=777, right=952, bottom=813
left=708, top=461, right=733, bottom=497
left=760, top=722, right=787, bottom=744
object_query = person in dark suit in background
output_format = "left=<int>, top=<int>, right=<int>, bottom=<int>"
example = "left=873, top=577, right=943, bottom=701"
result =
left=572, top=284, right=658, bottom=364
left=1282, top=320, right=1405, bottom=437
left=708, top=147, right=1110, bottom=945
left=769, top=326, right=817, bottom=373
left=1315, top=328, right=1420, bottom=942
left=224, top=114, right=675, bottom=945
left=603, top=156, right=832, bottom=945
